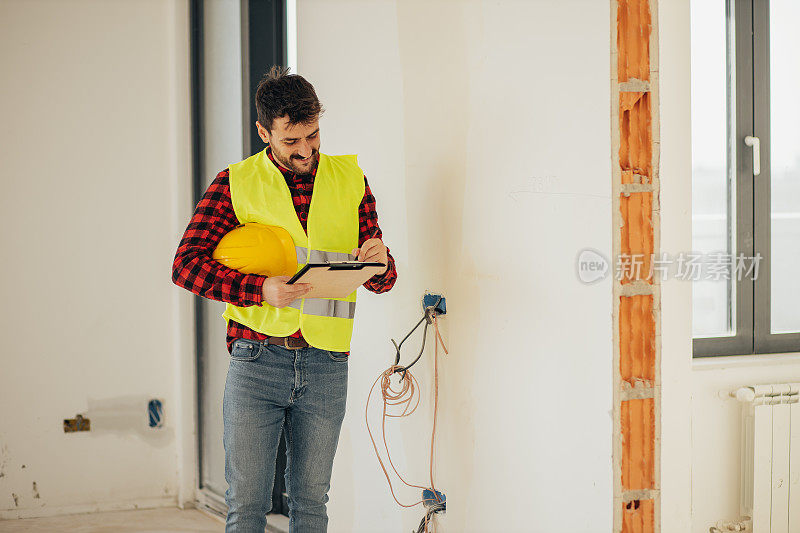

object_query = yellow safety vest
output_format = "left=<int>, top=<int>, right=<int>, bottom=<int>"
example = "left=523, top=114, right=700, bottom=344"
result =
left=221, top=147, right=365, bottom=352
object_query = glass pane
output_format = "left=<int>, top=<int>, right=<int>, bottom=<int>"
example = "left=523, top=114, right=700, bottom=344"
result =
left=691, top=0, right=736, bottom=337
left=769, top=0, right=800, bottom=333
left=200, top=0, right=244, bottom=499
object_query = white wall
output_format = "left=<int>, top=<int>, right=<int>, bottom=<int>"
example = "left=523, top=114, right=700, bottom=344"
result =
left=298, top=1, right=613, bottom=531
left=0, top=0, right=193, bottom=519
left=658, top=0, right=694, bottom=530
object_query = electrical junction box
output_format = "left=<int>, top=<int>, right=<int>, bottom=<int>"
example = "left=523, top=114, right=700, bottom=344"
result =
left=422, top=488, right=446, bottom=510
left=423, top=293, right=446, bottom=316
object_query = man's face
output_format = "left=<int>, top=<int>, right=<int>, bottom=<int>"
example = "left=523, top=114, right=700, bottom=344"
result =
left=257, top=115, right=321, bottom=175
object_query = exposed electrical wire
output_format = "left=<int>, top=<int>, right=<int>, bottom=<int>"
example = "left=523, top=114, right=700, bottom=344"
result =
left=416, top=499, right=446, bottom=533
left=365, top=298, right=448, bottom=532
left=391, top=296, right=442, bottom=379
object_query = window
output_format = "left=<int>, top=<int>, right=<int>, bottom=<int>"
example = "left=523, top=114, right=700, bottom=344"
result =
left=691, top=0, right=800, bottom=357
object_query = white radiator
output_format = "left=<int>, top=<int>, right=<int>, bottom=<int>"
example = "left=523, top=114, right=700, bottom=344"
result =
left=733, top=384, right=800, bottom=533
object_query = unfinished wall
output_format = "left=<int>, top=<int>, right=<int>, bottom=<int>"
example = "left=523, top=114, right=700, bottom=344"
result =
left=612, top=0, right=661, bottom=531
left=298, top=0, right=613, bottom=531
left=0, top=0, right=193, bottom=519
left=0, top=0, right=703, bottom=529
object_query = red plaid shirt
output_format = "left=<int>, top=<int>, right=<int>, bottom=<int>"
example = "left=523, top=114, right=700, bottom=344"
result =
left=172, top=144, right=397, bottom=354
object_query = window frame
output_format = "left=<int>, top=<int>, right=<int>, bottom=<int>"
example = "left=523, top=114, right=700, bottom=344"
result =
left=693, top=0, right=800, bottom=357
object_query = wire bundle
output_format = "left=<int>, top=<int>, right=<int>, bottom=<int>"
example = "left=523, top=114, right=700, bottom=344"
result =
left=365, top=305, right=448, bottom=532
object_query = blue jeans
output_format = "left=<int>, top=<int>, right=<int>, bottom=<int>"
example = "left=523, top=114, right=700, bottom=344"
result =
left=223, top=338, right=349, bottom=532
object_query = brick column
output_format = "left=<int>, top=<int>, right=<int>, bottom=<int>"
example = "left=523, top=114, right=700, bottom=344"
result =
left=611, top=0, right=660, bottom=531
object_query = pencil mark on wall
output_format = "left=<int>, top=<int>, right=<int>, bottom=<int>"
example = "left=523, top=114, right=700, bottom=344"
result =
left=507, top=175, right=610, bottom=202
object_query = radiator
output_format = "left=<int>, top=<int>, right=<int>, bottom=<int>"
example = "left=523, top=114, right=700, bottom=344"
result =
left=732, top=384, right=800, bottom=533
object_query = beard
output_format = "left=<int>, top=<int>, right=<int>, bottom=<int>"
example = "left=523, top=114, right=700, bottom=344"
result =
left=281, top=150, right=318, bottom=176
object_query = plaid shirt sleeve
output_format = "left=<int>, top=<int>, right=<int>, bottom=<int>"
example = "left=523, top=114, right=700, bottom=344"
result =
left=171, top=169, right=266, bottom=306
left=359, top=175, right=398, bottom=294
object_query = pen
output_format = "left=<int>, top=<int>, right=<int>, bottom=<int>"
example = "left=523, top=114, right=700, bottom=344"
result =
left=353, top=227, right=380, bottom=262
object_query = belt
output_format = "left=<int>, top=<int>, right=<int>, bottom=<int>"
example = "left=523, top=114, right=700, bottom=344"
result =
left=266, top=335, right=309, bottom=350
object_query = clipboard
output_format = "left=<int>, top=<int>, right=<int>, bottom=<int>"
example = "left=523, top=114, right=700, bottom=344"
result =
left=286, top=261, right=387, bottom=299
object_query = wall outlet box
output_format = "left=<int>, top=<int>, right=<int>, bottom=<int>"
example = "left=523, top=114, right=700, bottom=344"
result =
left=63, top=414, right=90, bottom=433
left=422, top=488, right=446, bottom=509
left=423, top=293, right=446, bottom=315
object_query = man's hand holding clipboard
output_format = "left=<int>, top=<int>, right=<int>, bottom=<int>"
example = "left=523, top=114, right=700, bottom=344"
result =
left=262, top=275, right=313, bottom=308
left=279, top=228, right=388, bottom=300
left=261, top=229, right=388, bottom=307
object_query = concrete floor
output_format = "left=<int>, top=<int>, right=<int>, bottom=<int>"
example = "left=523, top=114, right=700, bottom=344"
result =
left=0, top=508, right=292, bottom=533
left=0, top=507, right=225, bottom=532
left=0, top=508, right=225, bottom=533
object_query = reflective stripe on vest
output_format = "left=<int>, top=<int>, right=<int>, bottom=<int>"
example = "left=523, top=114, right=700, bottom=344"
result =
left=294, top=246, right=353, bottom=264
left=302, top=298, right=357, bottom=319
left=221, top=148, right=365, bottom=352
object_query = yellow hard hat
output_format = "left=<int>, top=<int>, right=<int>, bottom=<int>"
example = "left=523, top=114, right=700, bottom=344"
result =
left=212, top=222, right=297, bottom=277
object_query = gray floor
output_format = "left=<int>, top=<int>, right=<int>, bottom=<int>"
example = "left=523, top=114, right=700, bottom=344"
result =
left=0, top=507, right=224, bottom=532
left=0, top=508, right=291, bottom=533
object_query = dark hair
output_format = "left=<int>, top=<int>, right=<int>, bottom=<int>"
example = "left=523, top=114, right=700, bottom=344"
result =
left=255, top=66, right=324, bottom=132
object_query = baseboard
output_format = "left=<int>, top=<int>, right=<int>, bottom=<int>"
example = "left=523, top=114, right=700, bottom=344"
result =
left=0, top=495, right=178, bottom=521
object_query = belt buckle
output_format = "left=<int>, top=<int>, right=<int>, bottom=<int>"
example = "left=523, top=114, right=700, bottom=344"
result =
left=284, top=336, right=303, bottom=350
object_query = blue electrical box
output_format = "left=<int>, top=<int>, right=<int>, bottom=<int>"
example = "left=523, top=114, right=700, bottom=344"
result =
left=148, top=399, right=164, bottom=428
left=422, top=488, right=446, bottom=509
left=423, top=293, right=446, bottom=315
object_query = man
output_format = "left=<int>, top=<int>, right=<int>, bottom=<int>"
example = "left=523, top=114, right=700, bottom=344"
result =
left=172, top=66, right=397, bottom=532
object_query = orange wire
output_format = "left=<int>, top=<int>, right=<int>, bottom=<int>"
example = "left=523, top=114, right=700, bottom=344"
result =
left=365, top=313, right=449, bottom=524
left=430, top=315, right=448, bottom=501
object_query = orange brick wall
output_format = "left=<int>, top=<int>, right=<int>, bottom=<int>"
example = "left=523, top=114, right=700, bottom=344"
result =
left=619, top=295, right=656, bottom=385
left=613, top=0, right=659, bottom=531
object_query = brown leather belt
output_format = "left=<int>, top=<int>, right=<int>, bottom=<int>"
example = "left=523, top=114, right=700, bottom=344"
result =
left=266, top=335, right=309, bottom=350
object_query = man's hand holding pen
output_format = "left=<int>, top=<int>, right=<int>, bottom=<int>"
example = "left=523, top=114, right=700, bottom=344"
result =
left=351, top=228, right=389, bottom=275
